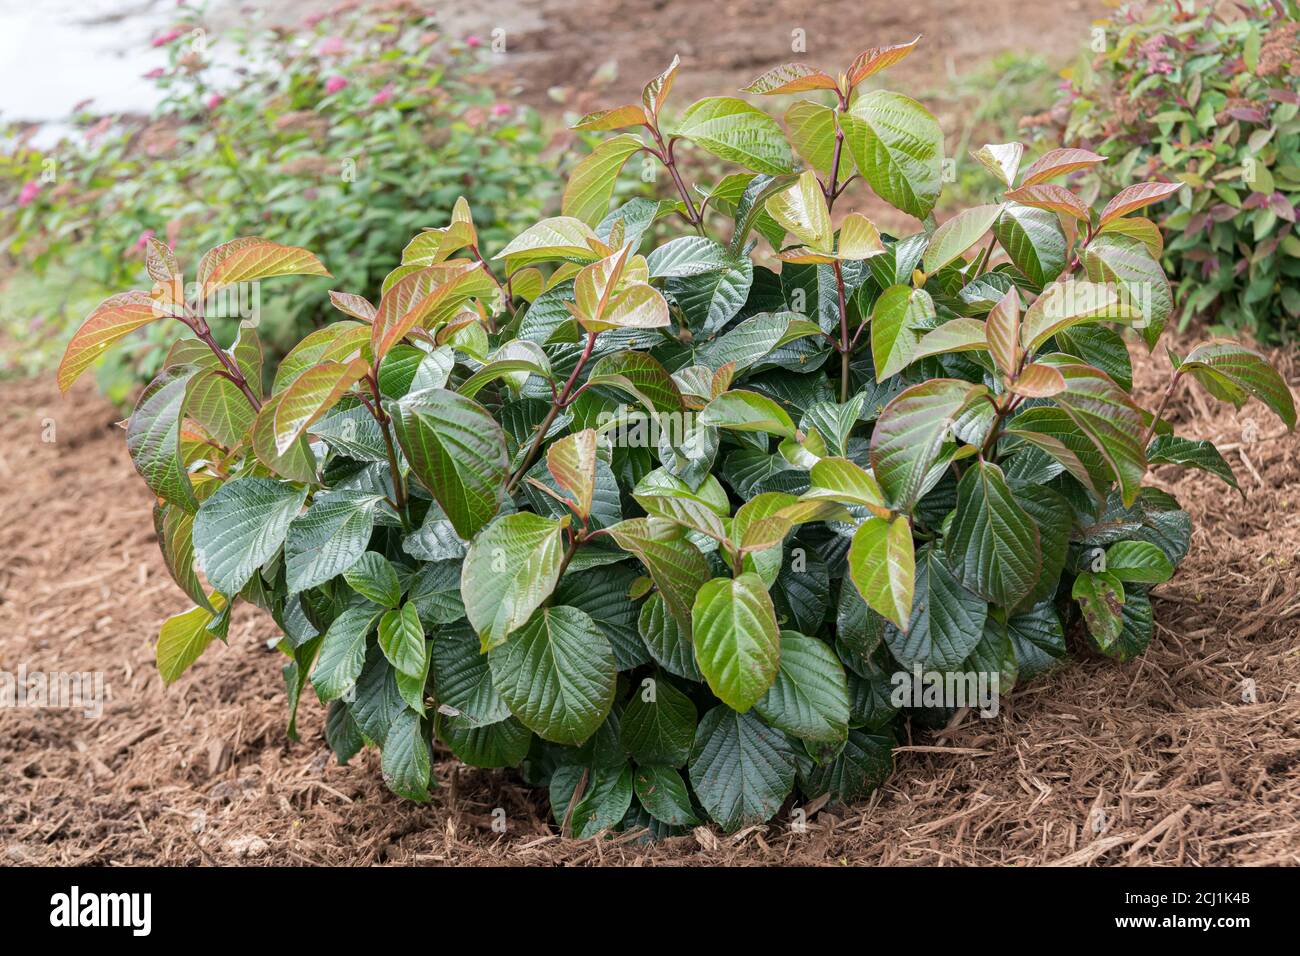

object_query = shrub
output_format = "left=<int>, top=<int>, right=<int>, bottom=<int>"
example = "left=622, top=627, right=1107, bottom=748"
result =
left=3, top=1, right=554, bottom=398
left=60, top=43, right=1295, bottom=836
left=1029, top=0, right=1300, bottom=340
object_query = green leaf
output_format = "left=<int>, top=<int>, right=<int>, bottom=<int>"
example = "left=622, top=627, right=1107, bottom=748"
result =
left=886, top=546, right=988, bottom=671
left=798, top=727, right=894, bottom=803
left=1146, top=435, right=1240, bottom=493
left=666, top=258, right=753, bottom=335
left=283, top=490, right=384, bottom=594
left=638, top=591, right=703, bottom=681
left=992, top=203, right=1066, bottom=287
left=1082, top=234, right=1172, bottom=349
left=870, top=379, right=986, bottom=510
left=691, top=573, right=782, bottom=712
left=922, top=204, right=1002, bottom=273
left=673, top=97, right=794, bottom=175
left=156, top=596, right=226, bottom=684
left=1007, top=601, right=1067, bottom=680
left=381, top=709, right=431, bottom=801
left=1072, top=570, right=1126, bottom=651
left=1104, top=540, right=1174, bottom=584
left=646, top=236, right=733, bottom=277
left=571, top=765, right=635, bottom=838
left=185, top=369, right=254, bottom=448
left=153, top=499, right=213, bottom=612
left=765, top=169, right=833, bottom=254
left=688, top=705, right=796, bottom=831
left=439, top=716, right=532, bottom=769
left=1180, top=341, right=1296, bottom=429
left=1044, top=360, right=1147, bottom=507
left=944, top=461, right=1041, bottom=607
left=754, top=632, right=850, bottom=744
left=871, top=284, right=936, bottom=381
left=910, top=318, right=990, bottom=364
left=496, top=217, right=603, bottom=269
left=620, top=675, right=697, bottom=766
left=193, top=477, right=306, bottom=596
left=311, top=601, right=384, bottom=702
left=488, top=605, right=617, bottom=746
left=58, top=290, right=169, bottom=393
left=699, top=389, right=798, bottom=439
left=633, top=765, right=700, bottom=826
left=562, top=134, right=644, bottom=227
left=461, top=512, right=568, bottom=651
left=266, top=358, right=368, bottom=455
left=805, top=457, right=889, bottom=513
left=1021, top=279, right=1143, bottom=352
left=607, top=517, right=711, bottom=629
left=546, top=429, right=598, bottom=521
left=378, top=602, right=426, bottom=677
left=429, top=622, right=511, bottom=727
left=391, top=388, right=509, bottom=539
left=127, top=364, right=199, bottom=512
left=840, top=90, right=943, bottom=219
left=343, top=552, right=401, bottom=607
left=847, top=515, right=915, bottom=631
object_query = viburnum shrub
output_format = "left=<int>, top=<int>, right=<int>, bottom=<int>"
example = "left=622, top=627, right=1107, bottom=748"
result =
left=1029, top=0, right=1300, bottom=339
left=60, top=42, right=1295, bottom=835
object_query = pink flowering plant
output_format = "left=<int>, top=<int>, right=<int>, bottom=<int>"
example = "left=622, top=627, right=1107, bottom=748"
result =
left=1029, top=0, right=1300, bottom=339
left=0, top=1, right=553, bottom=396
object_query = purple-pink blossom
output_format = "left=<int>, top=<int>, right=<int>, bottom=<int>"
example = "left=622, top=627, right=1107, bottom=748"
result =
left=317, top=36, right=347, bottom=56
left=152, top=28, right=182, bottom=47
left=144, top=67, right=166, bottom=80
left=491, top=102, right=512, bottom=117
left=465, top=35, right=482, bottom=48
left=17, top=181, right=40, bottom=207
left=134, top=229, right=157, bottom=252
left=370, top=83, right=395, bottom=106
left=325, top=75, right=348, bottom=94
left=205, top=93, right=223, bottom=110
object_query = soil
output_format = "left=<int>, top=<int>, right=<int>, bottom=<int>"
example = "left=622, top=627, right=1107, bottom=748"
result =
left=1, top=336, right=1298, bottom=867
left=472, top=0, right=1099, bottom=112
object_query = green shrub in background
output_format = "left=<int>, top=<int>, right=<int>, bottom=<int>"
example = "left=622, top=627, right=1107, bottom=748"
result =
left=1029, top=0, right=1300, bottom=340
left=1, top=0, right=556, bottom=398
left=60, top=43, right=1294, bottom=835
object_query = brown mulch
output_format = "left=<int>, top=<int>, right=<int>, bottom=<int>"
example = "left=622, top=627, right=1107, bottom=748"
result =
left=0, top=336, right=1297, bottom=867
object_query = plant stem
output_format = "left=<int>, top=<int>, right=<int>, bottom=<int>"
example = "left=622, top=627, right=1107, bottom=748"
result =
left=368, top=371, right=412, bottom=532
left=833, top=258, right=851, bottom=403
left=506, top=330, right=598, bottom=493
left=185, top=307, right=262, bottom=412
left=651, top=130, right=704, bottom=233
left=1143, top=368, right=1183, bottom=447
left=823, top=89, right=849, bottom=213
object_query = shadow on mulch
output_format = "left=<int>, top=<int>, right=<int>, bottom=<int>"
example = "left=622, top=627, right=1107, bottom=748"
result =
left=0, top=334, right=1297, bottom=866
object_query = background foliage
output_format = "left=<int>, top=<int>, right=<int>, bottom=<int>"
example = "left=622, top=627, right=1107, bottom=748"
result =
left=1028, top=0, right=1300, bottom=341
left=1, top=1, right=556, bottom=399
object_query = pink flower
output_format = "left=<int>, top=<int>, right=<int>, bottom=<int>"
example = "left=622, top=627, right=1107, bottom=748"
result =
left=143, top=67, right=166, bottom=79
left=17, top=181, right=40, bottom=207
left=134, top=229, right=157, bottom=252
left=324, top=75, right=348, bottom=94
left=491, top=102, right=512, bottom=117
left=370, top=83, right=395, bottom=106
left=465, top=35, right=482, bottom=48
left=317, top=36, right=346, bottom=56
left=152, top=28, right=182, bottom=47
left=205, top=93, right=223, bottom=109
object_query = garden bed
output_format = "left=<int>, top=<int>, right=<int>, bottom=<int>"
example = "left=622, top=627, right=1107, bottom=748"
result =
left=2, top=337, right=1296, bottom=866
